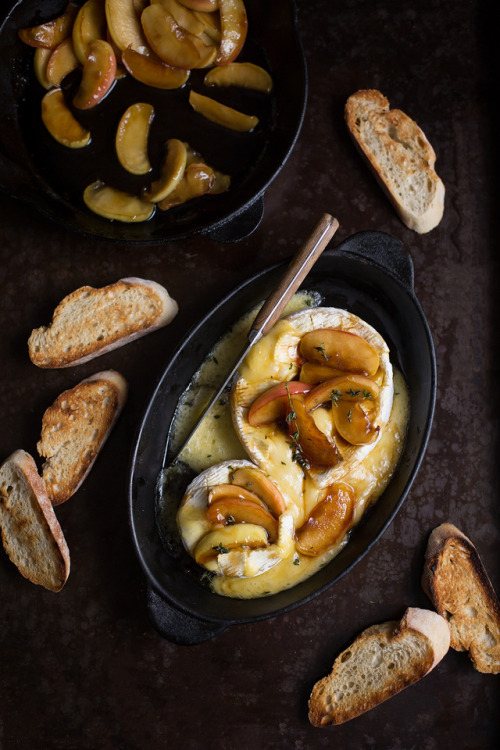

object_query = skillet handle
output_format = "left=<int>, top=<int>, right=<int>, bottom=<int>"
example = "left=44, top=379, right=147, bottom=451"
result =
left=146, top=587, right=227, bottom=645
left=339, top=230, right=414, bottom=292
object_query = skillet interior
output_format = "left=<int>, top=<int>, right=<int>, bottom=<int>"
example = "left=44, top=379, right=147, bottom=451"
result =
left=0, top=0, right=307, bottom=243
left=128, top=231, right=436, bottom=637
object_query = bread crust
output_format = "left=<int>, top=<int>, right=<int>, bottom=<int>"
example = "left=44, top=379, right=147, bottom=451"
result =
left=38, top=370, right=128, bottom=505
left=422, top=523, right=500, bottom=673
left=0, top=449, right=70, bottom=591
left=28, top=277, right=178, bottom=368
left=308, top=607, right=449, bottom=727
left=345, top=89, right=445, bottom=234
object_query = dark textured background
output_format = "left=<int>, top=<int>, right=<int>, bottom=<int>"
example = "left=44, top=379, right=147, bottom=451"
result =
left=1, top=1, right=499, bottom=748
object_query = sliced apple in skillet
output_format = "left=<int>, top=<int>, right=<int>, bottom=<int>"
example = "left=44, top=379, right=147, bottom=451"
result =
left=144, top=138, right=187, bottom=202
left=151, top=0, right=205, bottom=35
left=72, top=0, right=107, bottom=65
left=157, top=162, right=214, bottom=210
left=216, top=0, right=247, bottom=65
left=18, top=2, right=79, bottom=49
left=41, top=88, right=91, bottom=148
left=73, top=39, right=117, bottom=109
left=180, top=0, right=220, bottom=11
left=46, top=38, right=80, bottom=87
left=204, top=62, right=272, bottom=93
left=122, top=47, right=190, bottom=88
left=34, top=47, right=53, bottom=90
left=141, top=4, right=214, bottom=69
left=189, top=90, right=258, bottom=131
left=116, top=102, right=154, bottom=175
left=105, top=0, right=149, bottom=55
left=83, top=180, right=155, bottom=222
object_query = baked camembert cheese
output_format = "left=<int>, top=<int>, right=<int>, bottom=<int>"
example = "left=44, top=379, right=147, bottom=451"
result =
left=175, top=303, right=408, bottom=598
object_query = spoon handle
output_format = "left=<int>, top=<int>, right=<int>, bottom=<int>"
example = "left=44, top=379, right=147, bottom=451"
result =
left=249, top=213, right=339, bottom=340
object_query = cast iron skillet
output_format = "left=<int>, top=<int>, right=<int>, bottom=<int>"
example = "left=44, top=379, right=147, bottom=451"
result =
left=0, top=0, right=306, bottom=243
left=129, top=231, right=436, bottom=644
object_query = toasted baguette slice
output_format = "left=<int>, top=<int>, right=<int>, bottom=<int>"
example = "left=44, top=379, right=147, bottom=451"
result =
left=308, top=607, right=450, bottom=726
left=37, top=371, right=127, bottom=505
left=422, top=522, right=500, bottom=674
left=345, top=89, right=445, bottom=233
left=0, top=450, right=70, bottom=592
left=28, top=277, right=178, bottom=368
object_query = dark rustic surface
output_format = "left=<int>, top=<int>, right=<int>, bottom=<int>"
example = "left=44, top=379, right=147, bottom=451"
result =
left=1, top=1, right=499, bottom=748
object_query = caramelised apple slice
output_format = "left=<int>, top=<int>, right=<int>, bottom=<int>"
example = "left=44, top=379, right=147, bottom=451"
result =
left=304, top=374, right=379, bottom=411
left=41, top=88, right=91, bottom=148
left=34, top=47, right=53, bottom=89
left=189, top=90, right=258, bottom=131
left=157, top=162, right=215, bottom=210
left=116, top=102, right=154, bottom=175
left=296, top=483, right=355, bottom=556
left=216, top=0, right=247, bottom=65
left=194, top=523, right=268, bottom=565
left=19, top=2, right=78, bottom=49
left=204, top=62, right=272, bottom=93
left=193, top=8, right=221, bottom=43
left=299, top=328, right=380, bottom=376
left=83, top=180, right=155, bottom=222
left=144, top=138, right=187, bottom=202
left=287, top=395, right=340, bottom=468
left=332, top=401, right=379, bottom=446
left=180, top=0, right=219, bottom=10
left=141, top=4, right=203, bottom=69
left=207, top=498, right=279, bottom=543
left=299, top=362, right=346, bottom=384
left=46, top=38, right=80, bottom=87
left=121, top=47, right=189, bottom=88
left=230, top=466, right=286, bottom=517
left=105, top=0, right=149, bottom=54
left=152, top=0, right=205, bottom=35
left=73, top=39, right=116, bottom=109
left=248, top=381, right=313, bottom=427
left=207, top=483, right=266, bottom=507
left=73, top=0, right=107, bottom=64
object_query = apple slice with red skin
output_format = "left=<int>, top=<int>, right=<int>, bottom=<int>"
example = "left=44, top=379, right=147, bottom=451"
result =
left=299, top=329, right=380, bottom=377
left=73, top=39, right=117, bottom=109
left=248, top=381, right=313, bottom=427
left=141, top=5, right=203, bottom=69
left=207, top=498, right=279, bottom=543
left=216, top=0, right=247, bottom=65
left=303, top=374, right=379, bottom=411
left=229, top=466, right=286, bottom=517
left=332, top=401, right=379, bottom=446
left=287, top=395, right=340, bottom=469
left=46, top=38, right=80, bottom=87
left=299, top=361, right=347, bottom=384
left=122, top=47, right=190, bottom=88
left=296, top=483, right=355, bottom=556
left=19, top=2, right=79, bottom=49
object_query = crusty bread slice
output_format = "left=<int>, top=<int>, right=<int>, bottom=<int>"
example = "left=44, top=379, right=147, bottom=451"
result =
left=422, top=522, right=500, bottom=674
left=308, top=607, right=450, bottom=726
left=28, top=277, right=178, bottom=368
left=37, top=370, right=127, bottom=505
left=0, top=450, right=70, bottom=592
left=345, top=89, right=445, bottom=233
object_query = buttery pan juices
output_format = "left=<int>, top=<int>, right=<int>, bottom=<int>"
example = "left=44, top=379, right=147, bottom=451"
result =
left=176, top=302, right=409, bottom=599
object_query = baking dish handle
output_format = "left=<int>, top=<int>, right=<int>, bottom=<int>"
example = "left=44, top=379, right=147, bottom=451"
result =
left=339, top=230, right=414, bottom=292
left=147, top=586, right=227, bottom=645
